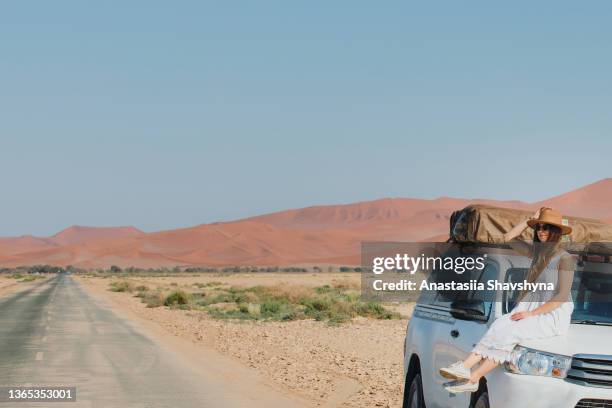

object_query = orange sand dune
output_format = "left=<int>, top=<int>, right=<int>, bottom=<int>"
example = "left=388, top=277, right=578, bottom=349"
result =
left=0, top=236, right=57, bottom=256
left=51, top=225, right=144, bottom=246
left=536, top=178, right=612, bottom=219
left=1, top=179, right=611, bottom=268
left=0, top=226, right=144, bottom=257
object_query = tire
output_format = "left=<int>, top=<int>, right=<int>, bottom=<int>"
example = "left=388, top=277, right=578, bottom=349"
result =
left=403, top=373, right=426, bottom=408
left=473, top=392, right=490, bottom=408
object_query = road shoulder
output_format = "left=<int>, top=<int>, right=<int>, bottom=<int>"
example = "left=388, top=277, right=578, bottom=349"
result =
left=0, top=276, right=49, bottom=299
left=75, top=276, right=313, bottom=408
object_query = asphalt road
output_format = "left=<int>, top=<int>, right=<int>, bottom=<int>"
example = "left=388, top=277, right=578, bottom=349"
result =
left=0, top=274, right=303, bottom=408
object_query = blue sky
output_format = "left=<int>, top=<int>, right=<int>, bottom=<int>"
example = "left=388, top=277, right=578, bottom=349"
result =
left=1, top=1, right=611, bottom=236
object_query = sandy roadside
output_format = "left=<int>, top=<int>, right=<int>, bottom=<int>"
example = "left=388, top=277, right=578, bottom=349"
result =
left=76, top=276, right=412, bottom=408
left=0, top=275, right=48, bottom=298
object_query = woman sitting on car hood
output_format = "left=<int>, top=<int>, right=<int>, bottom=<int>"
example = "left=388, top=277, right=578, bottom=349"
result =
left=439, top=207, right=575, bottom=393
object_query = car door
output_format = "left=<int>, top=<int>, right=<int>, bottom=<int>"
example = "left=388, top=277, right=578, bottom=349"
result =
left=431, top=262, right=499, bottom=408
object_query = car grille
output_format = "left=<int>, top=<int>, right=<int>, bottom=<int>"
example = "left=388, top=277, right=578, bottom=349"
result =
left=567, top=354, right=612, bottom=388
left=575, top=399, right=612, bottom=408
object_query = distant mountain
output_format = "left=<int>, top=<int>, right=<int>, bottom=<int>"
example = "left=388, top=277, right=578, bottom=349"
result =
left=536, top=178, right=612, bottom=219
left=51, top=225, right=144, bottom=246
left=0, top=235, right=56, bottom=256
left=1, top=179, right=611, bottom=268
left=0, top=226, right=143, bottom=256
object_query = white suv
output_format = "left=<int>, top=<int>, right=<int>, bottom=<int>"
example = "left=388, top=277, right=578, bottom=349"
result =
left=402, top=245, right=612, bottom=408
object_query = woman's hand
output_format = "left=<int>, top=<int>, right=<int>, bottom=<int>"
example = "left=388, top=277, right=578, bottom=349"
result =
left=503, top=208, right=545, bottom=243
left=531, top=207, right=547, bottom=220
left=510, top=311, right=535, bottom=321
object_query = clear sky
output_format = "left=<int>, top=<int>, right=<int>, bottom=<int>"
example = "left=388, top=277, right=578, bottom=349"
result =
left=1, top=1, right=611, bottom=236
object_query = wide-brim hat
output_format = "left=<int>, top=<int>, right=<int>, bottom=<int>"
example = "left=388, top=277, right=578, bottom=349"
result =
left=527, top=207, right=572, bottom=235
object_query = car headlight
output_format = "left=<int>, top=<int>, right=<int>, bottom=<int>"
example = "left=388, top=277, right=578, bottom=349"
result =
left=504, top=346, right=571, bottom=378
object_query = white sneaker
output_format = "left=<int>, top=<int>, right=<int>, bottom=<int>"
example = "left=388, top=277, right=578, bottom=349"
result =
left=444, top=380, right=479, bottom=394
left=439, top=361, right=471, bottom=380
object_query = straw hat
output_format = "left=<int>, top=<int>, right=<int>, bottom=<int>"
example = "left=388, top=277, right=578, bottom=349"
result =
left=527, top=207, right=572, bottom=235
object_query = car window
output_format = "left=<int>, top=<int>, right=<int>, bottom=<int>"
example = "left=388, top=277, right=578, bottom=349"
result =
left=571, top=269, right=612, bottom=324
left=455, top=262, right=498, bottom=318
left=502, top=268, right=528, bottom=314
left=502, top=263, right=612, bottom=322
left=419, top=258, right=498, bottom=314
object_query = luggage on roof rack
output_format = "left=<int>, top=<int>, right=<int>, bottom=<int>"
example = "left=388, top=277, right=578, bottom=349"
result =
left=449, top=205, right=612, bottom=245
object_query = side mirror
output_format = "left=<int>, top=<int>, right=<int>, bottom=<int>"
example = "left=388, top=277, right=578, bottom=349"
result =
left=450, top=299, right=487, bottom=321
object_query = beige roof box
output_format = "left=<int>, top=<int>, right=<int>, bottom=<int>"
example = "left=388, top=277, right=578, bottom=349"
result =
left=449, top=204, right=612, bottom=245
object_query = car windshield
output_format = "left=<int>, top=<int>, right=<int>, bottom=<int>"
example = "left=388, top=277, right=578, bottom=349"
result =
left=502, top=251, right=612, bottom=324
left=571, top=267, right=612, bottom=325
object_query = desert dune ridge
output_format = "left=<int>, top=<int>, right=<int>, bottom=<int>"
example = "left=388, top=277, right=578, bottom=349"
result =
left=1, top=178, right=611, bottom=268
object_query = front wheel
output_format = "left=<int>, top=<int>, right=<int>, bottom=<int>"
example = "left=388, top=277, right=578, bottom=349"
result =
left=473, top=391, right=489, bottom=408
left=404, top=373, right=425, bottom=408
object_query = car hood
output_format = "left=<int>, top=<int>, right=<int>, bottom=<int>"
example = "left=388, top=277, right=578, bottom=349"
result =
left=521, top=324, right=612, bottom=357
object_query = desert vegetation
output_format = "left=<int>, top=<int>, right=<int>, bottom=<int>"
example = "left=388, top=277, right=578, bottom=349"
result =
left=2, top=271, right=48, bottom=282
left=0, top=265, right=76, bottom=275
left=84, top=264, right=364, bottom=276
left=108, top=279, right=399, bottom=324
left=0, top=264, right=364, bottom=279
left=79, top=272, right=410, bottom=408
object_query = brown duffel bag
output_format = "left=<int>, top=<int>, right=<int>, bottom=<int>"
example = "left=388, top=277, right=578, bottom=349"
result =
left=449, top=204, right=612, bottom=245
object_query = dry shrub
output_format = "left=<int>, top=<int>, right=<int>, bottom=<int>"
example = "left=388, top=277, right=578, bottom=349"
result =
left=265, top=285, right=312, bottom=303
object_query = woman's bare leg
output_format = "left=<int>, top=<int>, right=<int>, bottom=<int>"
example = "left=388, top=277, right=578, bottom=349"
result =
left=462, top=353, right=482, bottom=369
left=469, top=358, right=499, bottom=383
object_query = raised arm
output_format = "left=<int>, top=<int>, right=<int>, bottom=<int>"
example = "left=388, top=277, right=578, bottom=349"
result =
left=503, top=208, right=542, bottom=242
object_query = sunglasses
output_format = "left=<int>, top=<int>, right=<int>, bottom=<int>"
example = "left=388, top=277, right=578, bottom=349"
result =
left=534, top=224, right=551, bottom=232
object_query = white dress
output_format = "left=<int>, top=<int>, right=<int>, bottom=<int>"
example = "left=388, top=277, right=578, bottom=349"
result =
left=472, top=251, right=574, bottom=364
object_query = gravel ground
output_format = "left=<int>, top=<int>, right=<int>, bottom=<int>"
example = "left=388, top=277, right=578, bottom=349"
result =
left=78, top=276, right=413, bottom=408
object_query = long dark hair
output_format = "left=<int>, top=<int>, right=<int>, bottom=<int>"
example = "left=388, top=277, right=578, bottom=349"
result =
left=518, top=224, right=563, bottom=300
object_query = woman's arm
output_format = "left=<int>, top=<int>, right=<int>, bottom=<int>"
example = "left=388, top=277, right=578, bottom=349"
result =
left=502, top=208, right=541, bottom=258
left=511, top=253, right=575, bottom=320
left=503, top=208, right=541, bottom=242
